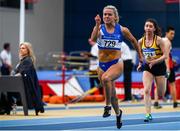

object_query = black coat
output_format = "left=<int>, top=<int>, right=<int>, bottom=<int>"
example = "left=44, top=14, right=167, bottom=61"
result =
left=15, top=56, right=44, bottom=110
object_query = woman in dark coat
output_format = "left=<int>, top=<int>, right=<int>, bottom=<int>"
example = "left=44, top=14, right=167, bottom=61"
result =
left=14, top=42, right=44, bottom=115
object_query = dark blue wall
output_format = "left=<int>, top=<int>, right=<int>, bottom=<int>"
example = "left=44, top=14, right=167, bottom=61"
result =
left=64, top=0, right=180, bottom=53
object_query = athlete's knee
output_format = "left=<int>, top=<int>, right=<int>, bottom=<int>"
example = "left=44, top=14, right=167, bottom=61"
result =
left=101, top=73, right=111, bottom=83
left=144, top=88, right=150, bottom=96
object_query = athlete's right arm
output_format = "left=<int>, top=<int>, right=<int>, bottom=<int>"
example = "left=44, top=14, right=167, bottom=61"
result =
left=137, top=39, right=143, bottom=72
left=91, top=14, right=101, bottom=42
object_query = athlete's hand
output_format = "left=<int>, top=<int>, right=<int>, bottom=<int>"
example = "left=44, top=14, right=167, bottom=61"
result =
left=165, top=71, right=170, bottom=78
left=148, top=60, right=156, bottom=69
left=144, top=59, right=155, bottom=69
left=165, top=69, right=170, bottom=78
left=95, top=14, right=101, bottom=26
left=137, top=62, right=143, bottom=72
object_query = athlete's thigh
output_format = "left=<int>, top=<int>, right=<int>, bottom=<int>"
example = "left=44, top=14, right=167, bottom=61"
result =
left=104, top=62, right=123, bottom=81
left=143, top=71, right=154, bottom=92
left=155, top=76, right=166, bottom=94
left=97, top=67, right=104, bottom=82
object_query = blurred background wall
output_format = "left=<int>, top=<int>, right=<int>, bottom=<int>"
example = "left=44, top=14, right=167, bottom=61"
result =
left=0, top=0, right=179, bottom=68
left=64, top=0, right=180, bottom=52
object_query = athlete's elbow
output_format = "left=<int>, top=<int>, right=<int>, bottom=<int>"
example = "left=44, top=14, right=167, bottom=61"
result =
left=90, top=35, right=97, bottom=42
left=163, top=55, right=168, bottom=60
left=91, top=37, right=97, bottom=43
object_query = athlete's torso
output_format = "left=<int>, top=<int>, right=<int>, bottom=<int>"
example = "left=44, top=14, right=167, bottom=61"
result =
left=97, top=24, right=123, bottom=62
left=141, top=35, right=163, bottom=61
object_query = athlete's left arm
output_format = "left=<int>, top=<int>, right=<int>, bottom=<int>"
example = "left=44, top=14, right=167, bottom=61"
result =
left=121, top=26, right=143, bottom=62
left=156, top=37, right=168, bottom=62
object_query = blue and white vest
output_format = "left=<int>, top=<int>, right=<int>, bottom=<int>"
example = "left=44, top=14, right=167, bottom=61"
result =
left=97, top=24, right=123, bottom=50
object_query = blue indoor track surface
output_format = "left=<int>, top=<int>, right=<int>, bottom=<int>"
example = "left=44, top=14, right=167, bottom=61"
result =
left=0, top=111, right=180, bottom=130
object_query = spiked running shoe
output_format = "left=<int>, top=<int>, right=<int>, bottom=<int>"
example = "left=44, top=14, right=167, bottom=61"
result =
left=144, top=114, right=153, bottom=122
left=103, top=106, right=111, bottom=118
left=116, top=109, right=123, bottom=129
left=173, top=102, right=180, bottom=108
left=154, top=102, right=162, bottom=109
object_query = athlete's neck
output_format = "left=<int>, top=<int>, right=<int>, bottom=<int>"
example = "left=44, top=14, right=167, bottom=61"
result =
left=105, top=23, right=115, bottom=34
left=105, top=23, right=115, bottom=29
left=145, top=33, right=154, bottom=41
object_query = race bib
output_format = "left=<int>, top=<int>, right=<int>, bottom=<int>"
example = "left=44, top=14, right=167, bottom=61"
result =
left=143, top=48, right=156, bottom=59
left=98, top=39, right=121, bottom=50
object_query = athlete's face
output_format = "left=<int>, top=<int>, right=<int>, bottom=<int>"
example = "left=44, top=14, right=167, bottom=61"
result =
left=144, top=21, right=155, bottom=34
left=103, top=8, right=116, bottom=24
left=166, top=30, right=175, bottom=41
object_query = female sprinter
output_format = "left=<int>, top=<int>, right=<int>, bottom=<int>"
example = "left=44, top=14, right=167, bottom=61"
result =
left=91, top=5, right=143, bottom=129
left=137, top=18, right=168, bottom=122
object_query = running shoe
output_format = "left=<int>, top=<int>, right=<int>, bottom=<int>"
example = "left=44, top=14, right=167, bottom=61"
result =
left=102, top=106, right=111, bottom=118
left=154, top=102, right=162, bottom=109
left=144, top=114, right=153, bottom=122
left=173, top=102, right=180, bottom=108
left=116, top=109, right=123, bottom=129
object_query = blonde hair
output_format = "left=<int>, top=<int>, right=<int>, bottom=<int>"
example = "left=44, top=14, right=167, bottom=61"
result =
left=19, top=42, right=36, bottom=64
left=103, top=5, right=120, bottom=23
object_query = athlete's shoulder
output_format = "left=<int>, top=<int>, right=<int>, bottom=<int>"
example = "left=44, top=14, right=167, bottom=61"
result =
left=156, top=35, right=162, bottom=40
left=120, top=25, right=127, bottom=31
left=162, top=37, right=170, bottom=42
left=120, top=26, right=131, bottom=35
left=156, top=36, right=164, bottom=46
left=162, top=37, right=171, bottom=46
left=138, top=37, right=143, bottom=43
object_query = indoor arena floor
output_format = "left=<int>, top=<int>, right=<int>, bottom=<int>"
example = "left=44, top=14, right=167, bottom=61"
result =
left=0, top=101, right=180, bottom=130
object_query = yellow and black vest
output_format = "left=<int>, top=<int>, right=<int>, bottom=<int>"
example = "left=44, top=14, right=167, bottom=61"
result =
left=142, top=35, right=163, bottom=60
